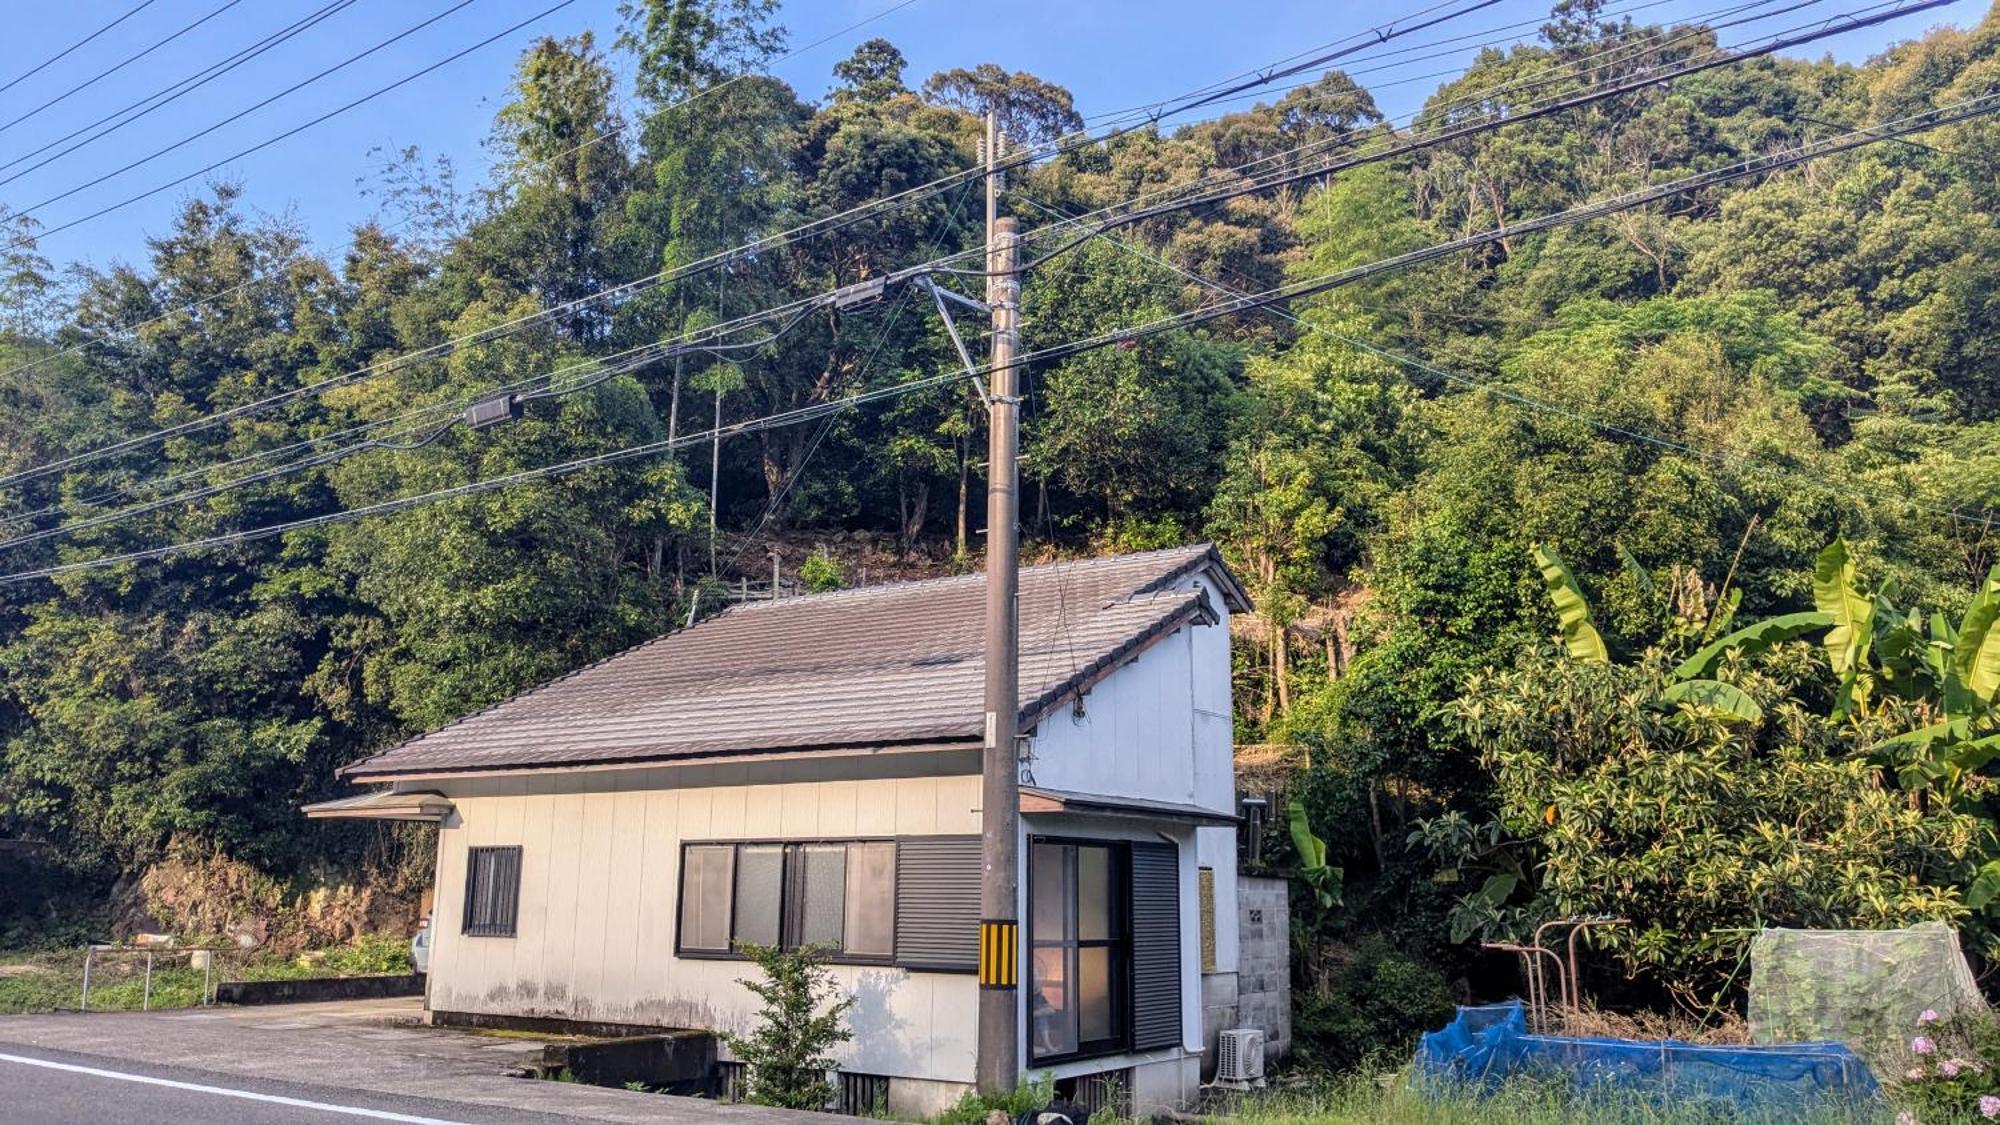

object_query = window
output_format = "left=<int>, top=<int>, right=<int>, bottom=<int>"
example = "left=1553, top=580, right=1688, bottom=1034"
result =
left=463, top=846, right=521, bottom=937
left=676, top=840, right=897, bottom=960
left=1029, top=840, right=1129, bottom=1062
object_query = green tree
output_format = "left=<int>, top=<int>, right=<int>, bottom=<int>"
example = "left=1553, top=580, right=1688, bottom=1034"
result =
left=722, top=942, right=854, bottom=1111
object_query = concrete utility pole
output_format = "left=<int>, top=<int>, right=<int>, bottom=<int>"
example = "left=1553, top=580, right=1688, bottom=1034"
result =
left=976, top=108, right=1022, bottom=1096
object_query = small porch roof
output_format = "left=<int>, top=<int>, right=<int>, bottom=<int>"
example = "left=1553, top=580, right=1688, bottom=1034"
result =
left=301, top=790, right=454, bottom=822
left=1018, top=786, right=1239, bottom=827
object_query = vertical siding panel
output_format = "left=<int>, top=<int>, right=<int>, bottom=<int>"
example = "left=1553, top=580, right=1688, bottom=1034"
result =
left=743, top=784, right=783, bottom=837
left=509, top=789, right=555, bottom=1012
left=704, top=785, right=744, bottom=840
left=541, top=775, right=586, bottom=1015
left=854, top=780, right=897, bottom=836
left=679, top=787, right=715, bottom=839
left=601, top=778, right=647, bottom=1018
left=634, top=788, right=678, bottom=1001
left=430, top=808, right=471, bottom=1009
left=894, top=778, right=938, bottom=836
left=817, top=780, right=859, bottom=837
left=572, top=782, right=617, bottom=1015
left=935, top=776, right=980, bottom=834
left=779, top=783, right=819, bottom=837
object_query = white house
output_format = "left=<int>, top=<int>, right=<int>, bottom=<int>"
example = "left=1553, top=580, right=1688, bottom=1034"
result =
left=307, top=544, right=1254, bottom=1117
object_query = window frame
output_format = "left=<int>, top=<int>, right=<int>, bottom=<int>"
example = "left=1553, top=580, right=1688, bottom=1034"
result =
left=1027, top=836, right=1134, bottom=1065
left=462, top=845, right=523, bottom=938
left=674, top=837, right=899, bottom=966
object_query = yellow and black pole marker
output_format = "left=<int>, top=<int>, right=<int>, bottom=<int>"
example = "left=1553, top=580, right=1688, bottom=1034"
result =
left=979, top=920, right=1018, bottom=989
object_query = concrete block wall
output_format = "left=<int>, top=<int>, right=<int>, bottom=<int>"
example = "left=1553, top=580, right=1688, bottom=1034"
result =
left=1236, top=875, right=1291, bottom=1061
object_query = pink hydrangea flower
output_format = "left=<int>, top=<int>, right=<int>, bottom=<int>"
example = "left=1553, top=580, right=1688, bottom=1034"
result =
left=1913, top=1036, right=1937, bottom=1055
left=1920, top=1009, right=1941, bottom=1025
left=1941, top=1059, right=1962, bottom=1078
left=1981, top=1094, right=2000, bottom=1119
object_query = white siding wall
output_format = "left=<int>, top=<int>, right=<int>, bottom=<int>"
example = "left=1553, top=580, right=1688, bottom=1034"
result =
left=1027, top=572, right=1240, bottom=974
left=427, top=769, right=983, bottom=1085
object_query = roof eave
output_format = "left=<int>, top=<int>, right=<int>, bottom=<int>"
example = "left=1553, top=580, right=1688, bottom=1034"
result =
left=340, top=736, right=984, bottom=784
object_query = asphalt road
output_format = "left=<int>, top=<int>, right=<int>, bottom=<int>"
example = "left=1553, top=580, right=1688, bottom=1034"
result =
left=0, top=1045, right=594, bottom=1125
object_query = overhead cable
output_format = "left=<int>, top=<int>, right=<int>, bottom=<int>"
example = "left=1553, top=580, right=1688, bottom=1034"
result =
left=4, top=96, right=1987, bottom=585
left=0, top=1, right=160, bottom=98
left=0, top=0, right=250, bottom=139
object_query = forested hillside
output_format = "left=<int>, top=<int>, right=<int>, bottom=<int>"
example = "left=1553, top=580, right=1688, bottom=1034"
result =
left=2, top=0, right=1998, bottom=1050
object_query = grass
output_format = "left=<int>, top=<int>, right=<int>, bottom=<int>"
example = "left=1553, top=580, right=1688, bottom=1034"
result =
left=0, top=933, right=414, bottom=1015
left=1215, top=1072, right=1904, bottom=1124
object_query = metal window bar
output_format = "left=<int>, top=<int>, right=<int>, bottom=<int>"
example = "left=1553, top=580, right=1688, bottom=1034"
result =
left=464, top=846, right=522, bottom=937
left=836, top=1072, right=890, bottom=1116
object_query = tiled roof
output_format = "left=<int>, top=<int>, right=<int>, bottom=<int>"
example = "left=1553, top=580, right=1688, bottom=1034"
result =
left=342, top=544, right=1246, bottom=778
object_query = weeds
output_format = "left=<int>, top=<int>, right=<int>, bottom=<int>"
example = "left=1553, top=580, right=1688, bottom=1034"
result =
left=1220, top=1072, right=1899, bottom=1124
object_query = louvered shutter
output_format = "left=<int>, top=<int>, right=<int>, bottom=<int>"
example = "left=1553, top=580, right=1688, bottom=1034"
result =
left=1128, top=841, right=1182, bottom=1050
left=895, top=836, right=981, bottom=971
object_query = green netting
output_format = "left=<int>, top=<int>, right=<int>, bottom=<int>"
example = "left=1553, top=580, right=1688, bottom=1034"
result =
left=1748, top=922, right=1983, bottom=1060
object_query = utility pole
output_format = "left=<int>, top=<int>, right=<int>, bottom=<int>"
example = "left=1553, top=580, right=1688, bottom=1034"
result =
left=975, top=108, right=1022, bottom=1097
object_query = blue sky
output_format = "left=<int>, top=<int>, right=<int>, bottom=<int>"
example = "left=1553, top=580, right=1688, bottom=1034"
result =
left=0, top=0, right=1978, bottom=274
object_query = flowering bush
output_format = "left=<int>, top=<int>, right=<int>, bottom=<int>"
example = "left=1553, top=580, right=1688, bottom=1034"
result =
left=1895, top=1007, right=2000, bottom=1122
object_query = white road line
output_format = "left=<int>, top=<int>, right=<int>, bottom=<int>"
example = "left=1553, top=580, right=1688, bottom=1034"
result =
left=0, top=1052, right=470, bottom=1123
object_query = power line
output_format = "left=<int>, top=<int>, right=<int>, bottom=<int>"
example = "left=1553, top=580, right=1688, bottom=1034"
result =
left=0, top=0, right=1513, bottom=488
left=1020, top=0, right=1957, bottom=270
left=0, top=0, right=250, bottom=139
left=0, top=0, right=907, bottom=388
left=0, top=0, right=516, bottom=232
left=0, top=0, right=1495, bottom=391
left=0, top=292, right=842, bottom=548
left=0, top=0, right=359, bottom=183
left=0, top=0, right=160, bottom=98
left=0, top=0, right=584, bottom=249
left=721, top=181, right=983, bottom=574
left=5, top=96, right=1984, bottom=586
left=1022, top=197, right=2000, bottom=534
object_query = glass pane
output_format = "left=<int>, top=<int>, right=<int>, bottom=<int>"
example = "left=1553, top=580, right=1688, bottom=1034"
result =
left=1078, top=946, right=1114, bottom=1043
left=733, top=845, right=783, bottom=949
left=1031, top=843, right=1068, bottom=941
left=1030, top=945, right=1076, bottom=1059
left=1077, top=846, right=1112, bottom=941
left=679, top=845, right=733, bottom=951
left=797, top=845, right=846, bottom=950
left=843, top=842, right=895, bottom=957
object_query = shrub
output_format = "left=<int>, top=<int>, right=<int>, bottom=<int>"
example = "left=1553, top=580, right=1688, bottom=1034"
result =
left=1296, top=935, right=1455, bottom=1072
left=800, top=547, right=845, bottom=593
left=723, top=942, right=853, bottom=1111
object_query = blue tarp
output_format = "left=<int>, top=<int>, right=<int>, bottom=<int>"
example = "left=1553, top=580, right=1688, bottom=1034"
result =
left=1415, top=1001, right=1880, bottom=1110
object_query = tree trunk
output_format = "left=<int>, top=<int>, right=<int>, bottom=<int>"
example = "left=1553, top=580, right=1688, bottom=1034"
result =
left=1367, top=782, right=1388, bottom=872
left=1273, top=619, right=1291, bottom=715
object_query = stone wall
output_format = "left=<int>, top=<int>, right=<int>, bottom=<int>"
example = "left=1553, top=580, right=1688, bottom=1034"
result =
left=1236, top=875, right=1292, bottom=1061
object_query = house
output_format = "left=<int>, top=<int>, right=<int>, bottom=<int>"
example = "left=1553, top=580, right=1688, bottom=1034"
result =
left=307, top=544, right=1273, bottom=1117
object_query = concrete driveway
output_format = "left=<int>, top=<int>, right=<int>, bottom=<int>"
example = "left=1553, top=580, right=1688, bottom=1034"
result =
left=0, top=998, right=851, bottom=1123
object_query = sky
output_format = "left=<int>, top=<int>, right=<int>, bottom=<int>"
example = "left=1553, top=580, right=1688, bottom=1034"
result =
left=0, top=0, right=1980, bottom=275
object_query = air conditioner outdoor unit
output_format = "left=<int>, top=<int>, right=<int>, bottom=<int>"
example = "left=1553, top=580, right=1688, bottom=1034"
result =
left=1215, top=1028, right=1266, bottom=1088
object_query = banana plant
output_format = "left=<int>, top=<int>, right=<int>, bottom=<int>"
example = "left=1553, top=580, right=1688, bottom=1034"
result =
left=1287, top=797, right=1343, bottom=910
left=1534, top=545, right=1775, bottom=723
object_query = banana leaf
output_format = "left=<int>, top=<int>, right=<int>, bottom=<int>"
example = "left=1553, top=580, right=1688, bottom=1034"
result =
left=1533, top=545, right=1607, bottom=663
left=1672, top=611, right=1833, bottom=681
